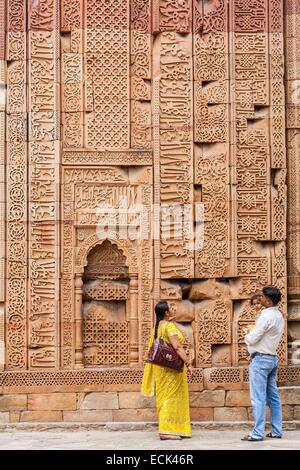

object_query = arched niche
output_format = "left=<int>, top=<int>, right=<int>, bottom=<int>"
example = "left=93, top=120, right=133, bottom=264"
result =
left=74, top=239, right=139, bottom=368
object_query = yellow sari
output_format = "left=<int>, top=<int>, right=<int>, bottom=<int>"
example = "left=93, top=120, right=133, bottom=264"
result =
left=141, top=321, right=191, bottom=437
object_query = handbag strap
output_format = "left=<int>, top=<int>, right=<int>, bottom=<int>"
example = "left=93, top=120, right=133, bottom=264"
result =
left=158, top=321, right=166, bottom=340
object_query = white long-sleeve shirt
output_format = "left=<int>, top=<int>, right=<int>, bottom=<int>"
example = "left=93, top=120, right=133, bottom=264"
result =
left=245, top=306, right=284, bottom=356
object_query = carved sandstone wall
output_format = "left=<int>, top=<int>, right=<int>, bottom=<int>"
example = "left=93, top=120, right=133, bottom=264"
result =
left=0, top=0, right=299, bottom=423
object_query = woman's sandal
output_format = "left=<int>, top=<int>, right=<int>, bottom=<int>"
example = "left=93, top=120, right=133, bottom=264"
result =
left=159, top=434, right=182, bottom=440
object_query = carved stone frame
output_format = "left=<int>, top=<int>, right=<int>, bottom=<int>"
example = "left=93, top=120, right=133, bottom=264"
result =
left=61, top=166, right=153, bottom=369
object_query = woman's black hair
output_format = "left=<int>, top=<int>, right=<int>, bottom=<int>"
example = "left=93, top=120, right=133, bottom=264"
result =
left=154, top=301, right=169, bottom=339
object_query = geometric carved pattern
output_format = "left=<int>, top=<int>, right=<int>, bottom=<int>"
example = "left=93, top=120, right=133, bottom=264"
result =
left=85, top=0, right=129, bottom=148
left=84, top=319, right=129, bottom=367
left=233, top=0, right=267, bottom=32
left=194, top=7, right=231, bottom=282
left=0, top=367, right=205, bottom=392
left=84, top=282, right=129, bottom=301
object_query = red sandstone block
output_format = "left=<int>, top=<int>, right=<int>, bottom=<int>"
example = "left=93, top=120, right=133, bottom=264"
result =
left=28, top=0, right=57, bottom=31
left=28, top=393, right=77, bottom=411
left=190, top=407, right=213, bottom=421
left=20, top=411, right=62, bottom=422
left=80, top=392, right=118, bottom=410
left=63, top=410, right=113, bottom=422
left=6, top=0, right=26, bottom=32
left=225, top=390, right=251, bottom=407
left=112, top=408, right=157, bottom=422
left=214, top=407, right=248, bottom=421
left=61, top=0, right=83, bottom=32
left=0, top=0, right=4, bottom=60
left=0, top=394, right=27, bottom=411
left=190, top=390, right=225, bottom=408
left=233, top=0, right=268, bottom=33
left=0, top=412, right=10, bottom=423
left=9, top=411, right=20, bottom=422
left=153, top=0, right=192, bottom=34
left=119, top=392, right=156, bottom=409
left=248, top=405, right=294, bottom=421
left=279, top=386, right=300, bottom=405
left=269, top=0, right=284, bottom=32
left=285, top=0, right=300, bottom=15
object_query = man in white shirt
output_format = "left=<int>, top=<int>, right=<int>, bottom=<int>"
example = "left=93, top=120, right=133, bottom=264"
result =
left=241, top=286, right=285, bottom=442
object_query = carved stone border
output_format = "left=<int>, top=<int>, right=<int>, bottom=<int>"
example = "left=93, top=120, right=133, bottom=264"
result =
left=62, top=150, right=153, bottom=166
left=0, top=366, right=299, bottom=394
left=0, top=368, right=204, bottom=393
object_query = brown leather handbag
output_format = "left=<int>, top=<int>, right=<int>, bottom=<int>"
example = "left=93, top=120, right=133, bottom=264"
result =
left=146, top=335, right=184, bottom=372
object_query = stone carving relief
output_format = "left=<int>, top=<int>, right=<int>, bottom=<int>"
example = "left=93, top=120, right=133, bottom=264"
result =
left=2, top=1, right=295, bottom=391
left=5, top=0, right=27, bottom=370
left=61, top=166, right=152, bottom=368
left=85, top=0, right=129, bottom=149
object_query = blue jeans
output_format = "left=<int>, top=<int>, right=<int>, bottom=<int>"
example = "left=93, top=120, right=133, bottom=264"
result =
left=249, top=354, right=283, bottom=439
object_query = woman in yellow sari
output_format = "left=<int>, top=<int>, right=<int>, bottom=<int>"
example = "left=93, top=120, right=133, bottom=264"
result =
left=141, top=301, right=192, bottom=440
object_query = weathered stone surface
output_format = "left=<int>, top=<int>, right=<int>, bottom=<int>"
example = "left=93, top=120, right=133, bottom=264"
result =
left=0, top=395, right=27, bottom=411
left=112, top=409, right=157, bottom=422
left=190, top=408, right=213, bottom=421
left=20, top=411, right=63, bottom=422
left=9, top=411, right=20, bottom=423
left=294, top=406, right=300, bottom=420
left=119, top=392, right=156, bottom=409
left=190, top=391, right=225, bottom=408
left=0, top=412, right=9, bottom=423
left=28, top=394, right=77, bottom=411
left=212, top=346, right=232, bottom=367
left=214, top=407, right=248, bottom=422
left=160, top=281, right=183, bottom=300
left=189, top=280, right=217, bottom=300
left=168, top=300, right=195, bottom=322
left=63, top=410, right=113, bottom=422
left=279, top=387, right=300, bottom=405
left=247, top=405, right=294, bottom=421
left=189, top=280, right=231, bottom=301
left=288, top=323, right=300, bottom=341
left=80, top=393, right=118, bottom=410
left=225, top=391, right=251, bottom=407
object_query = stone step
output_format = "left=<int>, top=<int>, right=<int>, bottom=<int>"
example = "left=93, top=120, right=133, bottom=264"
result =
left=0, top=421, right=299, bottom=432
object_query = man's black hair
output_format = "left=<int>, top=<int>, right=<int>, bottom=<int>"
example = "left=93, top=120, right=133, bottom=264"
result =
left=262, top=286, right=282, bottom=306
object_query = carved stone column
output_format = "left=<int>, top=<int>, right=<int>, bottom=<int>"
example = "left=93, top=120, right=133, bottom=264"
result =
left=129, top=276, right=139, bottom=366
left=74, top=275, right=84, bottom=368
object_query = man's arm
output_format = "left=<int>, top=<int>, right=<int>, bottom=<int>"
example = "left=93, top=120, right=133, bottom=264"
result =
left=245, top=313, right=271, bottom=346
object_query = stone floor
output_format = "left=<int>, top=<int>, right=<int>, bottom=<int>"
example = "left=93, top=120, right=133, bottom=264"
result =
left=0, top=429, right=299, bottom=450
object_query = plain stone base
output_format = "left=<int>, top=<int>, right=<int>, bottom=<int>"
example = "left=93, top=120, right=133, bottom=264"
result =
left=0, top=420, right=299, bottom=432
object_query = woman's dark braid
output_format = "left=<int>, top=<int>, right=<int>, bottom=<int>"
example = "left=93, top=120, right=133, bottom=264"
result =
left=154, top=301, right=169, bottom=339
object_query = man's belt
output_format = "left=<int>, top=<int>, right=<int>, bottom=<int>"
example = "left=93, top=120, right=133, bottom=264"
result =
left=251, top=352, right=277, bottom=359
